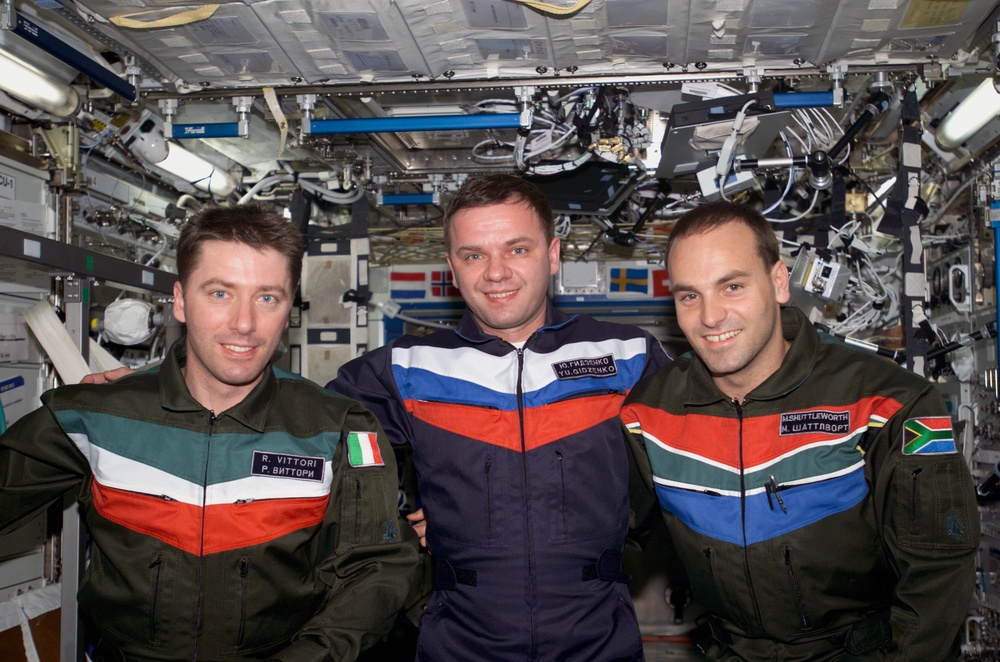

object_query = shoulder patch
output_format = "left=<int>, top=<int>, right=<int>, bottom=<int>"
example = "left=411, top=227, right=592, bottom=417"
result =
left=346, top=431, right=385, bottom=467
left=903, top=416, right=956, bottom=455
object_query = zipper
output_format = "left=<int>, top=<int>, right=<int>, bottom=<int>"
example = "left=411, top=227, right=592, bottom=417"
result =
left=485, top=457, right=493, bottom=540
left=555, top=450, right=566, bottom=536
left=784, top=547, right=811, bottom=628
left=148, top=554, right=163, bottom=642
left=193, top=411, right=216, bottom=661
left=130, top=491, right=177, bottom=501
left=733, top=399, right=765, bottom=634
left=238, top=556, right=251, bottom=646
left=355, top=479, right=363, bottom=542
left=515, top=346, right=537, bottom=658
left=733, top=399, right=747, bottom=540
left=555, top=388, right=620, bottom=402
left=910, top=467, right=922, bottom=523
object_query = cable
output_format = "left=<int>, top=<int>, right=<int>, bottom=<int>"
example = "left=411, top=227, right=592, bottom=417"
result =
left=765, top=188, right=820, bottom=224
left=553, top=214, right=572, bottom=239
left=237, top=172, right=365, bottom=206
left=790, top=112, right=815, bottom=151
left=921, top=176, right=976, bottom=228
left=761, top=131, right=796, bottom=215
left=238, top=174, right=293, bottom=204
left=715, top=99, right=757, bottom=181
left=299, top=178, right=365, bottom=204
left=471, top=139, right=515, bottom=163
left=372, top=300, right=454, bottom=330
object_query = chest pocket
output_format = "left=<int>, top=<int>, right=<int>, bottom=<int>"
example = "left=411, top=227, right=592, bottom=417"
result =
left=544, top=420, right=630, bottom=544
left=410, top=417, right=512, bottom=550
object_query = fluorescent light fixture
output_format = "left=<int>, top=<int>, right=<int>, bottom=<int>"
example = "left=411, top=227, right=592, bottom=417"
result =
left=5, top=11, right=136, bottom=101
left=936, top=78, right=1000, bottom=150
left=0, top=47, right=79, bottom=118
left=130, top=124, right=237, bottom=197
left=157, top=144, right=237, bottom=197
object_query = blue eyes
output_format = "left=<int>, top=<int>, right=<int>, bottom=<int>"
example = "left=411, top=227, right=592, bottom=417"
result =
left=463, top=248, right=527, bottom=261
left=208, top=291, right=278, bottom=303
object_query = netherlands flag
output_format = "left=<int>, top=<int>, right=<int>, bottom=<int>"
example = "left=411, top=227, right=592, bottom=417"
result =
left=390, top=271, right=426, bottom=300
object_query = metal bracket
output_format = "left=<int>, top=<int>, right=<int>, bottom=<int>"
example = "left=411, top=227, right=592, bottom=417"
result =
left=0, top=0, right=14, bottom=31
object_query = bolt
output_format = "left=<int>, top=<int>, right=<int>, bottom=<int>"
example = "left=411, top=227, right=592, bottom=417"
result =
left=694, top=62, right=707, bottom=70
left=536, top=66, right=548, bottom=74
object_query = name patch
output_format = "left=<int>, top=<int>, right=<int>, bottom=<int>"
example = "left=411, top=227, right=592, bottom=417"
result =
left=779, top=410, right=850, bottom=436
left=552, top=354, right=618, bottom=380
left=251, top=450, right=325, bottom=481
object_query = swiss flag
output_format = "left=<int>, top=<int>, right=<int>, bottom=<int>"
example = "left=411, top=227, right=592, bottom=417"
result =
left=652, top=269, right=672, bottom=298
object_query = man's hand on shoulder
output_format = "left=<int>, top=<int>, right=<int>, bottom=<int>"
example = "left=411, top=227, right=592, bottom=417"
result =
left=80, top=366, right=134, bottom=385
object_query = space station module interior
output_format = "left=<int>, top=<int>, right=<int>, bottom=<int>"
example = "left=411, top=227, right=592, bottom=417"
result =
left=2, top=0, right=1000, bottom=658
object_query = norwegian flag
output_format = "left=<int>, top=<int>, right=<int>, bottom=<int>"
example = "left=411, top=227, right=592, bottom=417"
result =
left=431, top=270, right=460, bottom=298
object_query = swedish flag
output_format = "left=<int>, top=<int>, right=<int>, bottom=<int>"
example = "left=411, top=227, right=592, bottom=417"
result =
left=609, top=268, right=648, bottom=293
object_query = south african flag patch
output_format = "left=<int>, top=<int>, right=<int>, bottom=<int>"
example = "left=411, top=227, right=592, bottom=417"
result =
left=902, top=416, right=956, bottom=455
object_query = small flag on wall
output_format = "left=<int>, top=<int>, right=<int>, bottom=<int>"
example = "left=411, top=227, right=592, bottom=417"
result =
left=431, top=270, right=460, bottom=298
left=390, top=271, right=427, bottom=300
left=609, top=268, right=649, bottom=293
left=651, top=269, right=672, bottom=298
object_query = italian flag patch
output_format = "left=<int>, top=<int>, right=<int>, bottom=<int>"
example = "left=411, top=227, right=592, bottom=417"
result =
left=346, top=431, right=385, bottom=467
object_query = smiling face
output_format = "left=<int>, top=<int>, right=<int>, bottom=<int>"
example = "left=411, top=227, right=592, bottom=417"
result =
left=173, top=239, right=293, bottom=412
left=445, top=200, right=560, bottom=344
left=668, top=220, right=791, bottom=401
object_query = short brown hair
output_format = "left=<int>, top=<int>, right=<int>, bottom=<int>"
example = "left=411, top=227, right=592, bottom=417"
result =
left=442, top=174, right=554, bottom=251
left=666, top=201, right=780, bottom=271
left=176, top=203, right=305, bottom=291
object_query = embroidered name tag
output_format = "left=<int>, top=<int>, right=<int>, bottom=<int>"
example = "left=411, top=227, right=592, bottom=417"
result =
left=251, top=451, right=325, bottom=481
left=551, top=354, right=618, bottom=380
left=779, top=410, right=850, bottom=435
